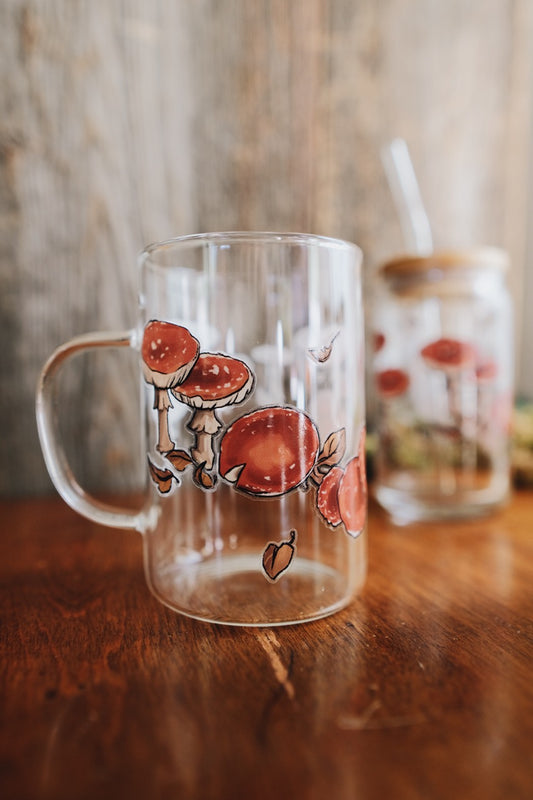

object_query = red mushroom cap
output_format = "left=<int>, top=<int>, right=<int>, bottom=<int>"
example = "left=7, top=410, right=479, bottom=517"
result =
left=172, top=353, right=254, bottom=410
left=376, top=368, right=410, bottom=399
left=142, top=320, right=200, bottom=389
left=219, top=406, right=320, bottom=496
left=317, top=466, right=344, bottom=527
left=337, top=455, right=366, bottom=538
left=420, top=338, right=475, bottom=372
left=373, top=332, right=386, bottom=353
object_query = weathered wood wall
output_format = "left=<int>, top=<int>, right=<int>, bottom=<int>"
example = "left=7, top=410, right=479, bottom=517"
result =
left=1, top=0, right=532, bottom=496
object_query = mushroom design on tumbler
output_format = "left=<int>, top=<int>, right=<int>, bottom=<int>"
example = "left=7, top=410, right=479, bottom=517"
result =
left=375, top=368, right=410, bottom=401
left=172, top=352, right=255, bottom=471
left=315, top=426, right=367, bottom=538
left=420, top=337, right=475, bottom=423
left=142, top=320, right=200, bottom=453
left=218, top=406, right=320, bottom=496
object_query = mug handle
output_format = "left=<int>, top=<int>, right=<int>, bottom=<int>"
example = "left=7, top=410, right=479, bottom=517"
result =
left=36, top=330, right=150, bottom=532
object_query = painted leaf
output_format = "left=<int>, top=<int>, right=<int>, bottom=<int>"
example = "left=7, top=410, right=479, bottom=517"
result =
left=166, top=449, right=193, bottom=471
left=317, top=428, right=346, bottom=467
left=262, top=530, right=297, bottom=582
left=311, top=428, right=346, bottom=483
left=147, top=457, right=175, bottom=494
left=193, top=462, right=216, bottom=490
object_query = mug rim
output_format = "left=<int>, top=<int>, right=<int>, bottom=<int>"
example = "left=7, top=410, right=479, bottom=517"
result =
left=140, top=231, right=362, bottom=262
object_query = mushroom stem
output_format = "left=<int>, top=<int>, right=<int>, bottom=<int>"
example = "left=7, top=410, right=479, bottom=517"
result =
left=187, top=409, right=222, bottom=470
left=191, top=432, right=215, bottom=470
left=154, top=388, right=175, bottom=454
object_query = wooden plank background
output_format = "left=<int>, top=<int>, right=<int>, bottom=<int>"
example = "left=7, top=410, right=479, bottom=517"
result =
left=1, top=0, right=532, bottom=497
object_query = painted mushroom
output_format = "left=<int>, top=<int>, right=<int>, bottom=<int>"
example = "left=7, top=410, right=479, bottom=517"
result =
left=219, top=406, right=320, bottom=496
left=337, top=454, right=367, bottom=537
left=421, top=337, right=475, bottom=424
left=171, top=352, right=254, bottom=470
left=420, top=338, right=475, bottom=373
left=142, top=320, right=200, bottom=453
left=373, top=332, right=386, bottom=353
left=316, top=427, right=366, bottom=537
left=375, top=368, right=410, bottom=400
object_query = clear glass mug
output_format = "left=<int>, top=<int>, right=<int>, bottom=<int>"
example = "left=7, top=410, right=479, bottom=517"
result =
left=372, top=247, right=514, bottom=524
left=37, top=232, right=367, bottom=626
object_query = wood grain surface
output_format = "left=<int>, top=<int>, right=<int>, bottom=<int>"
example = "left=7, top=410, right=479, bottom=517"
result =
left=1, top=492, right=532, bottom=800
left=1, top=1, right=533, bottom=497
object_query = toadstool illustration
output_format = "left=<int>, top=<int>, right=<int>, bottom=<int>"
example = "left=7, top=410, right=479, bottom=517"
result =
left=375, top=368, right=410, bottom=400
left=316, top=427, right=366, bottom=535
left=373, top=332, right=386, bottom=353
left=171, top=352, right=254, bottom=471
left=421, top=337, right=476, bottom=424
left=317, top=466, right=344, bottom=527
left=142, top=320, right=200, bottom=453
left=337, top=454, right=367, bottom=538
left=219, top=406, right=320, bottom=496
left=420, top=338, right=475, bottom=373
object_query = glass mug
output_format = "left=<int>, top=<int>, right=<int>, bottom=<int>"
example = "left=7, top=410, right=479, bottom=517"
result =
left=372, top=247, right=513, bottom=524
left=37, top=232, right=367, bottom=626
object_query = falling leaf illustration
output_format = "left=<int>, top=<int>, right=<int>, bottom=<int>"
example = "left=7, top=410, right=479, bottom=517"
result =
left=166, top=449, right=193, bottom=471
left=147, top=457, right=175, bottom=494
left=193, top=462, right=217, bottom=490
left=262, top=529, right=297, bottom=582
left=310, top=428, right=346, bottom=484
left=307, top=331, right=339, bottom=364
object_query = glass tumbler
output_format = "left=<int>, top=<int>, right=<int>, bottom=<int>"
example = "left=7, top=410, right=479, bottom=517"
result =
left=372, top=248, right=513, bottom=524
left=37, top=232, right=367, bottom=626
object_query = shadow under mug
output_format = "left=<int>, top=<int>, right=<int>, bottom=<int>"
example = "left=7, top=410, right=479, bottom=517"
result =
left=36, top=232, right=367, bottom=626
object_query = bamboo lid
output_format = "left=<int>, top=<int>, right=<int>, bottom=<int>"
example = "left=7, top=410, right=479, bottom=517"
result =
left=379, top=247, right=510, bottom=298
left=380, top=247, right=510, bottom=280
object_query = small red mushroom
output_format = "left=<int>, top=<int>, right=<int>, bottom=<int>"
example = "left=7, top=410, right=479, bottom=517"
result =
left=421, top=338, right=476, bottom=424
left=373, top=332, right=386, bottom=353
left=142, top=320, right=200, bottom=453
left=420, top=338, right=475, bottom=372
left=376, top=368, right=410, bottom=400
left=219, top=406, right=320, bottom=496
left=317, top=466, right=344, bottom=527
left=337, top=455, right=367, bottom=538
left=316, top=427, right=366, bottom=535
left=172, top=352, right=254, bottom=470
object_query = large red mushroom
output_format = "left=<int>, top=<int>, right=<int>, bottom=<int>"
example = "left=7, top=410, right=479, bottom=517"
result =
left=172, top=352, right=254, bottom=470
left=142, top=320, right=200, bottom=453
left=219, top=406, right=320, bottom=496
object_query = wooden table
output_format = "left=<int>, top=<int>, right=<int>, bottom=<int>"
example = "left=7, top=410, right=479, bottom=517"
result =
left=1, top=492, right=532, bottom=800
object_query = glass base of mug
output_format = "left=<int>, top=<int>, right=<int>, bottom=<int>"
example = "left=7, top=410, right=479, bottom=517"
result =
left=374, top=473, right=509, bottom=526
left=145, top=553, right=366, bottom=627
